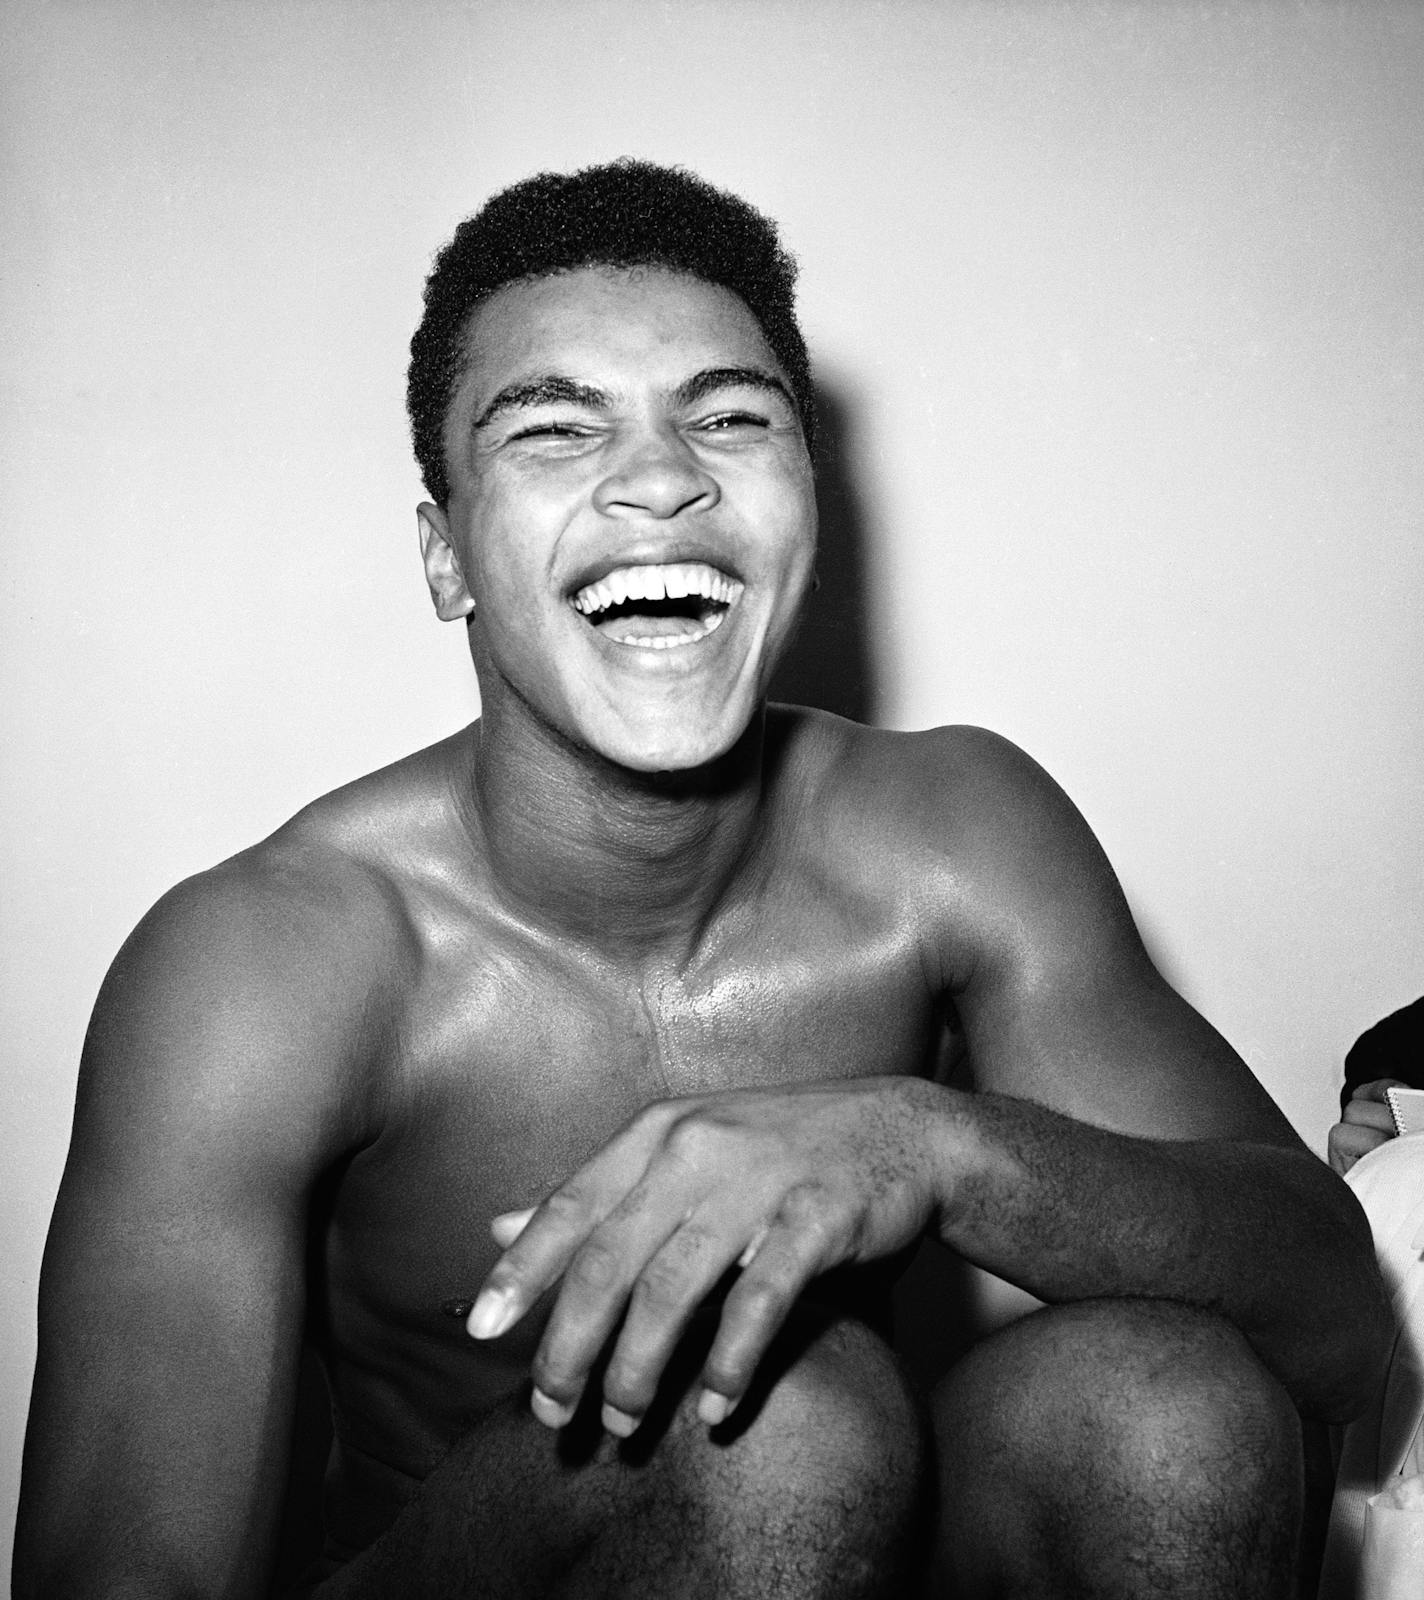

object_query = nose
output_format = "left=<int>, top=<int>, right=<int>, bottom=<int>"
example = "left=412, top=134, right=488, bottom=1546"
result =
left=592, top=425, right=719, bottom=520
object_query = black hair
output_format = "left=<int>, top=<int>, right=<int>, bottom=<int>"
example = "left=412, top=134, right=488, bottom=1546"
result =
left=407, top=159, right=815, bottom=505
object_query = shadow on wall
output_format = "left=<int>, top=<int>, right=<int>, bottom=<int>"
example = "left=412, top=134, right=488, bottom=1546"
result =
left=768, top=382, right=881, bottom=726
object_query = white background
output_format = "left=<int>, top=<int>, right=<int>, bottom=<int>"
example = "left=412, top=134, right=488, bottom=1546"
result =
left=3, top=0, right=1421, bottom=1565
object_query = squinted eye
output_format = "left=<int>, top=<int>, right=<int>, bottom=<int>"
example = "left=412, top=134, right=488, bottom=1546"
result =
left=512, top=422, right=587, bottom=440
left=698, top=412, right=769, bottom=432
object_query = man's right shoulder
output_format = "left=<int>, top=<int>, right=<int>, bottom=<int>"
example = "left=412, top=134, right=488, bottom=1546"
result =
left=83, top=749, right=462, bottom=1155
left=126, top=729, right=470, bottom=1005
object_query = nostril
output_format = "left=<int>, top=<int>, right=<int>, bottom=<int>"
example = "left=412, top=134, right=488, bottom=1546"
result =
left=595, top=457, right=718, bottom=518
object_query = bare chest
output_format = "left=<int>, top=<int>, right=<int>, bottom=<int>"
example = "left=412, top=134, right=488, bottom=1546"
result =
left=315, top=900, right=941, bottom=1465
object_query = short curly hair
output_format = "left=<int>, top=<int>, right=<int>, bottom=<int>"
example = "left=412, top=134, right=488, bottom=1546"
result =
left=407, top=159, right=815, bottom=506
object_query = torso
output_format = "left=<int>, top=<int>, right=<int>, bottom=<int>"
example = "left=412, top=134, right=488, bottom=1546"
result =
left=268, top=708, right=963, bottom=1538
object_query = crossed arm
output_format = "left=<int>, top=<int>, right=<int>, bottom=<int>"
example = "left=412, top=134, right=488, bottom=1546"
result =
left=469, top=737, right=1392, bottom=1437
left=470, top=1031, right=1391, bottom=1442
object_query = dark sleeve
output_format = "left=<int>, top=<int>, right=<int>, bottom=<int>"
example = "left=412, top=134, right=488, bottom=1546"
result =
left=1341, top=995, right=1424, bottom=1111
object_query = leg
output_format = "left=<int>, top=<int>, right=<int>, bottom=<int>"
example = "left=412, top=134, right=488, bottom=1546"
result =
left=308, top=1306, right=930, bottom=1599
left=929, top=1298, right=1303, bottom=1599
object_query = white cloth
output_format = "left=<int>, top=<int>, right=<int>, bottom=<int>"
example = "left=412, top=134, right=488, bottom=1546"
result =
left=1317, top=1134, right=1424, bottom=1599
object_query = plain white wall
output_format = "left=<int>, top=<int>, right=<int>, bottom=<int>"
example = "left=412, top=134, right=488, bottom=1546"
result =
left=4, top=0, right=1421, bottom=1566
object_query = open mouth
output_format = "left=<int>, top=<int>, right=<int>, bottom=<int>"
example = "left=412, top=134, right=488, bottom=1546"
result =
left=570, top=562, right=744, bottom=650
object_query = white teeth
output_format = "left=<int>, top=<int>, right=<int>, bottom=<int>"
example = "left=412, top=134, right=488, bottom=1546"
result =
left=616, top=610, right=729, bottom=650
left=571, top=562, right=741, bottom=617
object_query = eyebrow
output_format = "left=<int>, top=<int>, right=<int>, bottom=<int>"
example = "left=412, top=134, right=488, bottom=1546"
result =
left=471, top=365, right=795, bottom=430
left=671, top=366, right=795, bottom=410
left=472, top=376, right=611, bottom=430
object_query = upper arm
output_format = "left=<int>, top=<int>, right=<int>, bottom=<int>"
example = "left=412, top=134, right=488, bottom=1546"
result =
left=923, top=729, right=1299, bottom=1148
left=15, top=864, right=387, bottom=1599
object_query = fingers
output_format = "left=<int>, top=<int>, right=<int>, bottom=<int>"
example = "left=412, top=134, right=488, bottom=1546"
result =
left=465, top=1085, right=920, bottom=1438
left=1328, top=1120, right=1392, bottom=1175
left=593, top=1213, right=749, bottom=1433
left=699, top=1185, right=853, bottom=1423
left=528, top=1173, right=700, bottom=1427
left=1348, top=1078, right=1409, bottom=1104
left=1341, top=1098, right=1396, bottom=1133
left=467, top=1104, right=682, bottom=1345
left=466, top=1184, right=593, bottom=1342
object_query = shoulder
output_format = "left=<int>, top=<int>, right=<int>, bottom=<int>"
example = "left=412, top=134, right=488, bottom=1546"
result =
left=771, top=710, right=1091, bottom=864
left=136, top=724, right=475, bottom=973
left=82, top=731, right=475, bottom=1156
left=770, top=709, right=1135, bottom=980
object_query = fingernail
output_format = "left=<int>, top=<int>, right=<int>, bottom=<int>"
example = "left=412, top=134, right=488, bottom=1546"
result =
left=531, top=1387, right=577, bottom=1429
left=466, top=1288, right=516, bottom=1341
left=601, top=1403, right=639, bottom=1438
left=491, top=1207, right=536, bottom=1244
left=698, top=1389, right=734, bottom=1426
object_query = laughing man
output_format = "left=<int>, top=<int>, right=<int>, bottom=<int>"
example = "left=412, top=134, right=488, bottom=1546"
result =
left=16, top=161, right=1390, bottom=1599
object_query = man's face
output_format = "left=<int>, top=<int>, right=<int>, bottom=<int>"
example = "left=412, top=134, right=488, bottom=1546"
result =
left=423, top=267, right=817, bottom=774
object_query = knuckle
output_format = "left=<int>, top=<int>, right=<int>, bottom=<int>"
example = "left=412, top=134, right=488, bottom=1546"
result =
left=703, top=1330, right=764, bottom=1397
left=543, top=1185, right=594, bottom=1228
left=602, top=1361, right=654, bottom=1414
left=530, top=1353, right=574, bottom=1402
left=702, top=1343, right=749, bottom=1395
left=664, top=1115, right=718, bottom=1166
left=779, top=1185, right=845, bottom=1255
left=736, top=1273, right=794, bottom=1330
left=779, top=1183, right=828, bottom=1228
left=630, top=1098, right=682, bottom=1140
left=568, top=1238, right=622, bottom=1295
left=631, top=1259, right=692, bottom=1317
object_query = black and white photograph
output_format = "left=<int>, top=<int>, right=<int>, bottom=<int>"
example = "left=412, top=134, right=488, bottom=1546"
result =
left=4, top=3, right=1422, bottom=1594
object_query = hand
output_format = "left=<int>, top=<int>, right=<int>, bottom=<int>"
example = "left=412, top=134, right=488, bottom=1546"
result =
left=466, top=1075, right=941, bottom=1436
left=1328, top=1078, right=1406, bottom=1175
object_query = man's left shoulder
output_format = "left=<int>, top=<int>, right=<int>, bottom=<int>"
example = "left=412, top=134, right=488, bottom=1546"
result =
left=777, top=711, right=1072, bottom=847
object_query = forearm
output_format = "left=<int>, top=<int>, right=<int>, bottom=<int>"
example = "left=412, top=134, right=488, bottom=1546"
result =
left=921, top=1083, right=1392, bottom=1421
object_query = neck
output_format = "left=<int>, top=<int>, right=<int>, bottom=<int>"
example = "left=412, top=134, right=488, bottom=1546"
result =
left=456, top=695, right=769, bottom=965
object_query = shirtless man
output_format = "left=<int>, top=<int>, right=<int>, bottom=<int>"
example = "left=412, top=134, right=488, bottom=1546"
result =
left=15, top=160, right=1390, bottom=1599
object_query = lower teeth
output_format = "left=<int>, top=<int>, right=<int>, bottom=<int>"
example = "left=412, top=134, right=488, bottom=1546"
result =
left=610, top=610, right=727, bottom=650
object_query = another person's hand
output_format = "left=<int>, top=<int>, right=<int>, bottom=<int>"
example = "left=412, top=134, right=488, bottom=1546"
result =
left=1328, top=1078, right=1406, bottom=1175
left=467, top=1076, right=941, bottom=1435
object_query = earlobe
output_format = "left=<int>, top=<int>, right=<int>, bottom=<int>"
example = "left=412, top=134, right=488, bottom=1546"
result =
left=417, top=503, right=476, bottom=621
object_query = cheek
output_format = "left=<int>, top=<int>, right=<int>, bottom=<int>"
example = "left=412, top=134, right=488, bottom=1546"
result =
left=773, top=493, right=819, bottom=583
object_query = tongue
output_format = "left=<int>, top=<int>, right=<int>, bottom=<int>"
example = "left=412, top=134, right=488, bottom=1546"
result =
left=597, top=612, right=704, bottom=642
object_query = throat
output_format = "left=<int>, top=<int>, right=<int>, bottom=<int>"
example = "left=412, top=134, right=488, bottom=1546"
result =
left=469, top=711, right=769, bottom=956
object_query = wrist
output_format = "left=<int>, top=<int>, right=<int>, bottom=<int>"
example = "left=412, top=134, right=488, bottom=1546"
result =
left=895, top=1076, right=976, bottom=1234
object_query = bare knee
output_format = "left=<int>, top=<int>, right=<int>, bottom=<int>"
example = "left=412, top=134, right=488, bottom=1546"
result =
left=933, top=1299, right=1302, bottom=1598
left=737, top=1309, right=926, bottom=1488
left=940, top=1298, right=1301, bottom=1492
left=639, top=1308, right=931, bottom=1596
left=315, top=1311, right=930, bottom=1598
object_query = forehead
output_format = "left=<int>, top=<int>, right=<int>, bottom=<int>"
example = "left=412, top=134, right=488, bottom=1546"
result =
left=454, top=267, right=783, bottom=408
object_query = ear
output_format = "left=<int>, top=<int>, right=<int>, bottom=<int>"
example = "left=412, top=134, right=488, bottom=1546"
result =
left=417, top=503, right=475, bottom=621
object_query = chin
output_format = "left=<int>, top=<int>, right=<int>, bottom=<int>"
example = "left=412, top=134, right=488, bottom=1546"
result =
left=594, top=708, right=754, bottom=777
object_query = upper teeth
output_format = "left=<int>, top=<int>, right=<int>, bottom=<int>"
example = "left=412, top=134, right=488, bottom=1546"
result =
left=572, top=563, right=740, bottom=615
